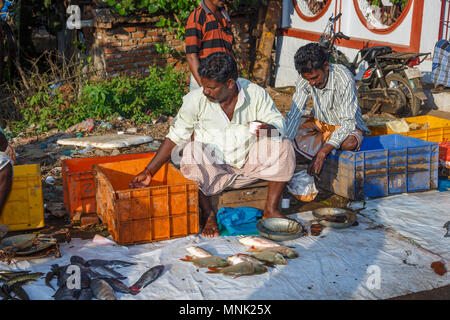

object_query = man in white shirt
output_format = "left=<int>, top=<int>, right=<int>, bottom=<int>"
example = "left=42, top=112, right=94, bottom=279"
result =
left=131, top=52, right=295, bottom=237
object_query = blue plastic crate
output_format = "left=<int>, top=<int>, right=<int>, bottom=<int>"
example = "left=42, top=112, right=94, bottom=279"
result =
left=318, top=134, right=439, bottom=200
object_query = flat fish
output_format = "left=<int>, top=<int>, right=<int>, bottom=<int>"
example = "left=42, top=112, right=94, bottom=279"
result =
left=130, top=265, right=164, bottom=291
left=207, top=262, right=268, bottom=278
left=90, top=279, right=116, bottom=300
left=180, top=256, right=229, bottom=268
left=238, top=236, right=281, bottom=250
left=185, top=246, right=213, bottom=259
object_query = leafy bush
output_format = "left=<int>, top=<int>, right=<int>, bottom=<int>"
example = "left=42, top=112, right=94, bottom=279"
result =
left=11, top=65, right=188, bottom=135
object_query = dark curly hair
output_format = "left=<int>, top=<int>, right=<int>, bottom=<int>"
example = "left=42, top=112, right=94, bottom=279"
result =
left=294, top=43, right=328, bottom=74
left=198, top=52, right=238, bottom=83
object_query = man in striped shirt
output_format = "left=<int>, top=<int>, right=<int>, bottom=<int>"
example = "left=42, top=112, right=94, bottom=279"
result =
left=185, top=0, right=234, bottom=90
left=285, top=43, right=370, bottom=176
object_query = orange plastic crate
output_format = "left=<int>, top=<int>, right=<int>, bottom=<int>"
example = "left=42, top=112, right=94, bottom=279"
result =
left=368, top=115, right=450, bottom=143
left=62, top=153, right=156, bottom=218
left=93, top=158, right=199, bottom=245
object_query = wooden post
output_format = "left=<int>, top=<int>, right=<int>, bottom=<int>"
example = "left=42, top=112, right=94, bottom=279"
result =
left=252, top=0, right=282, bottom=87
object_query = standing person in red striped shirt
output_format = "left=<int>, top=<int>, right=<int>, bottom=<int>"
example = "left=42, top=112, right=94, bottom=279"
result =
left=185, top=0, right=235, bottom=91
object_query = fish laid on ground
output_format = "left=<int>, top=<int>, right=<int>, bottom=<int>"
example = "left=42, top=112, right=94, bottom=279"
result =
left=130, top=265, right=164, bottom=291
left=180, top=256, right=229, bottom=268
left=227, top=254, right=266, bottom=266
left=249, top=250, right=287, bottom=265
left=88, top=265, right=126, bottom=280
left=207, top=262, right=268, bottom=278
left=186, top=246, right=213, bottom=259
left=53, top=285, right=78, bottom=300
left=100, top=277, right=140, bottom=295
left=70, top=255, right=88, bottom=266
left=5, top=273, right=43, bottom=286
left=45, top=271, right=56, bottom=291
left=238, top=236, right=281, bottom=250
left=444, top=221, right=450, bottom=237
left=76, top=288, right=93, bottom=300
left=90, top=279, right=117, bottom=300
left=0, top=270, right=31, bottom=275
left=86, top=259, right=137, bottom=269
left=10, top=284, right=29, bottom=300
left=263, top=246, right=299, bottom=259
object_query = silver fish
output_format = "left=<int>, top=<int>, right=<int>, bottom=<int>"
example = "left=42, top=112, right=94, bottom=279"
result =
left=185, top=246, right=213, bottom=258
left=130, top=265, right=164, bottom=291
left=263, top=246, right=300, bottom=259
left=181, top=255, right=229, bottom=268
left=238, top=236, right=281, bottom=250
left=207, top=262, right=268, bottom=278
left=249, top=250, right=287, bottom=265
left=227, top=254, right=265, bottom=266
left=90, top=279, right=116, bottom=300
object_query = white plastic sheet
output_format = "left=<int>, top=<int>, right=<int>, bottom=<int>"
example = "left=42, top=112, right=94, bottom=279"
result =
left=348, top=190, right=450, bottom=262
left=1, top=189, right=449, bottom=300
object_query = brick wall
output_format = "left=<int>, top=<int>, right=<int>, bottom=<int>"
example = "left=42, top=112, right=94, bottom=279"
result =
left=89, top=9, right=253, bottom=79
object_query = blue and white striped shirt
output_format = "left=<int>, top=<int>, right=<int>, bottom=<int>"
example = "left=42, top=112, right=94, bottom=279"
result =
left=285, top=63, right=370, bottom=148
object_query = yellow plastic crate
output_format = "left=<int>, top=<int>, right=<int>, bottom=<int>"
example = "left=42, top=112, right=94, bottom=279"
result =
left=0, top=164, right=44, bottom=231
left=369, top=115, right=450, bottom=143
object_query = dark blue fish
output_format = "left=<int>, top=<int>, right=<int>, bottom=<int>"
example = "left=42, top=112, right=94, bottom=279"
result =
left=86, top=259, right=137, bottom=269
left=88, top=265, right=126, bottom=280
left=70, top=255, right=88, bottom=266
left=53, top=285, right=78, bottom=300
left=130, top=265, right=164, bottom=291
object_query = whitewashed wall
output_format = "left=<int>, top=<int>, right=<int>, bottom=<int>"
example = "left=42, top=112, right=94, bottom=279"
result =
left=275, top=0, right=443, bottom=87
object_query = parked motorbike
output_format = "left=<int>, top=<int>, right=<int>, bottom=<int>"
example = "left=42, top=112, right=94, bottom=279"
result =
left=318, top=13, right=430, bottom=116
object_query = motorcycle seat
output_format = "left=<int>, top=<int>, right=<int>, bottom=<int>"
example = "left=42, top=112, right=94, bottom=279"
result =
left=360, top=46, right=393, bottom=64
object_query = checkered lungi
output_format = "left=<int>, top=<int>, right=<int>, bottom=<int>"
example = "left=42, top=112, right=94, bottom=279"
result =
left=180, top=137, right=296, bottom=196
left=431, top=40, right=450, bottom=88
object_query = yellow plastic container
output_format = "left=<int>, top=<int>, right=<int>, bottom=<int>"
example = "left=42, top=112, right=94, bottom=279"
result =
left=0, top=164, right=45, bottom=231
left=369, top=115, right=450, bottom=143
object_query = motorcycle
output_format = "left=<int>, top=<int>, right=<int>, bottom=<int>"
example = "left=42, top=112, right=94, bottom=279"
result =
left=318, top=13, right=430, bottom=116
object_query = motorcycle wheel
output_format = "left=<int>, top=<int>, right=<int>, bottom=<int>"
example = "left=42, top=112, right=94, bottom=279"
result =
left=384, top=73, right=421, bottom=116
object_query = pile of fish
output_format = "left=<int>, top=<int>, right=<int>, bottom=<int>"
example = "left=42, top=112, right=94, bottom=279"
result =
left=0, top=270, right=44, bottom=300
left=180, top=236, right=300, bottom=278
left=47, top=255, right=164, bottom=300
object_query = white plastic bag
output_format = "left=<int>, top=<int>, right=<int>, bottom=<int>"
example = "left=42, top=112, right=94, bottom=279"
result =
left=287, top=170, right=319, bottom=202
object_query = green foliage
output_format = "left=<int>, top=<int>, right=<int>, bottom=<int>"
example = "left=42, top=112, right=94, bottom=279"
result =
left=11, top=66, right=188, bottom=135
left=103, top=0, right=200, bottom=38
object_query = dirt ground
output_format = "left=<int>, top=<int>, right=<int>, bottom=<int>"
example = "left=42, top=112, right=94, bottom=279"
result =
left=4, top=84, right=450, bottom=300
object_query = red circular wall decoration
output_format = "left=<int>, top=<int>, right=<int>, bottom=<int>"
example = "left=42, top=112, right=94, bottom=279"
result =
left=292, top=0, right=332, bottom=22
left=353, top=0, right=413, bottom=34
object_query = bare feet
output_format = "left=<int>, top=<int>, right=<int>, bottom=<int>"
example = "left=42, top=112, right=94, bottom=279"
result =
left=200, top=211, right=220, bottom=238
left=262, top=208, right=286, bottom=220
